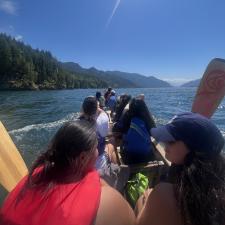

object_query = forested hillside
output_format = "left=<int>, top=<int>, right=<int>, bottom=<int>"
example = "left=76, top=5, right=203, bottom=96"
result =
left=0, top=34, right=107, bottom=90
left=61, top=63, right=137, bottom=88
left=61, top=63, right=172, bottom=88
left=0, top=33, right=171, bottom=90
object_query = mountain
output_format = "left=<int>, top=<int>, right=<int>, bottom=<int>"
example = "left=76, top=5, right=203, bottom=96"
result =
left=181, top=79, right=200, bottom=87
left=105, top=71, right=171, bottom=88
left=61, top=62, right=172, bottom=88
left=61, top=63, right=136, bottom=88
left=0, top=33, right=171, bottom=90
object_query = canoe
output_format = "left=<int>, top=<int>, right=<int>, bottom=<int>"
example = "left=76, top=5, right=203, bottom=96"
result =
left=1, top=56, right=224, bottom=195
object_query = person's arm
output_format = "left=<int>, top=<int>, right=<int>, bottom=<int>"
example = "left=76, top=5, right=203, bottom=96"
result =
left=136, top=183, right=182, bottom=225
left=95, top=185, right=136, bottom=225
left=135, top=189, right=152, bottom=216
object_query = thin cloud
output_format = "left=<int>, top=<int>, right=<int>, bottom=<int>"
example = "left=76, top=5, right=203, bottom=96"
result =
left=106, top=0, right=122, bottom=28
left=15, top=35, right=23, bottom=41
left=0, top=0, right=17, bottom=15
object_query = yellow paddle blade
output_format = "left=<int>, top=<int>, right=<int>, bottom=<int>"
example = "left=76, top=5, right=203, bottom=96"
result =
left=0, top=121, right=28, bottom=192
left=192, top=58, right=225, bottom=118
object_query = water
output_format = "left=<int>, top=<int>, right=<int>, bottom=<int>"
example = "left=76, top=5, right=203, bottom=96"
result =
left=0, top=87, right=225, bottom=204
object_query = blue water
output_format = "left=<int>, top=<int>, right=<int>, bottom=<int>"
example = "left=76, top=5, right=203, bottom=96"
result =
left=0, top=88, right=225, bottom=168
left=0, top=87, right=225, bottom=204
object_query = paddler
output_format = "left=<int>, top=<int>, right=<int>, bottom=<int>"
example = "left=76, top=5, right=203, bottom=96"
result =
left=136, top=112, right=225, bottom=225
left=0, top=120, right=135, bottom=225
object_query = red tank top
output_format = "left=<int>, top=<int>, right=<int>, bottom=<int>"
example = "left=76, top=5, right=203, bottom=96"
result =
left=1, top=169, right=101, bottom=225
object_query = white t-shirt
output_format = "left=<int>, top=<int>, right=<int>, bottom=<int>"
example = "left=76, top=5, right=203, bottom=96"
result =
left=96, top=111, right=109, bottom=137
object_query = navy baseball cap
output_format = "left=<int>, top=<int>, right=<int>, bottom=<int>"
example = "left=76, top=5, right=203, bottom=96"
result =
left=151, top=112, right=224, bottom=155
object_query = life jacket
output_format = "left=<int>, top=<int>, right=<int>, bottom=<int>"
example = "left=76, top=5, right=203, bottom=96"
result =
left=123, top=117, right=152, bottom=154
left=0, top=169, right=101, bottom=225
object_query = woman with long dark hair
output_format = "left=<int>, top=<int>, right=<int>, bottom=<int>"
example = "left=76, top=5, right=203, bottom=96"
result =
left=1, top=120, right=135, bottom=225
left=126, top=98, right=155, bottom=132
left=112, top=94, right=131, bottom=133
left=114, top=94, right=131, bottom=122
left=121, top=98, right=156, bottom=164
left=137, top=112, right=225, bottom=225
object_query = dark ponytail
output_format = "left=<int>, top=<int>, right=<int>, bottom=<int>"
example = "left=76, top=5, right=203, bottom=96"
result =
left=22, top=120, right=97, bottom=194
left=174, top=153, right=225, bottom=225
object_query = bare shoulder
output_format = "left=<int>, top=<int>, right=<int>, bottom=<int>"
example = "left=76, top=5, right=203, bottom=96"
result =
left=144, top=182, right=176, bottom=213
left=136, top=183, right=174, bottom=212
left=95, top=185, right=136, bottom=225
left=136, top=183, right=182, bottom=225
left=153, top=182, right=174, bottom=200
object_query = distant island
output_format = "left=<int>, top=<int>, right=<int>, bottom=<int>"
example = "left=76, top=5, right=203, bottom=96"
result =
left=0, top=33, right=171, bottom=90
left=181, top=79, right=200, bottom=87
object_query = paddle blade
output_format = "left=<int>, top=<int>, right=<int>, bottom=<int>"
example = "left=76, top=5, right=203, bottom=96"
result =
left=0, top=121, right=28, bottom=192
left=192, top=58, right=225, bottom=118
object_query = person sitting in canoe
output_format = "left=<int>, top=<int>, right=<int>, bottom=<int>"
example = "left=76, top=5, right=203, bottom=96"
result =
left=0, top=120, right=135, bottom=225
left=96, top=91, right=105, bottom=109
left=136, top=112, right=225, bottom=225
left=79, top=96, right=113, bottom=169
left=107, top=90, right=117, bottom=118
left=121, top=98, right=156, bottom=164
left=113, top=94, right=132, bottom=132
left=104, top=87, right=112, bottom=106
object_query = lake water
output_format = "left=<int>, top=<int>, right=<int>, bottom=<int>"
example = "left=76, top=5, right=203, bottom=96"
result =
left=0, top=87, right=225, bottom=204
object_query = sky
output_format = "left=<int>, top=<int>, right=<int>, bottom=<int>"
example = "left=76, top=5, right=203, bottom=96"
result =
left=1, top=0, right=225, bottom=85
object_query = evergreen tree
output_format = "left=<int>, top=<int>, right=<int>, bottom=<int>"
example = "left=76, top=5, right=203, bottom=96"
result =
left=0, top=33, right=108, bottom=90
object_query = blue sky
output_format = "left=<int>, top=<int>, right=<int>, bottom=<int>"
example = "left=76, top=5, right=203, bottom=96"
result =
left=1, top=0, right=225, bottom=85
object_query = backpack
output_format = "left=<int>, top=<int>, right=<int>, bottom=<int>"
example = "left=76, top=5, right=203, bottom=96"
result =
left=123, top=117, right=152, bottom=154
left=125, top=172, right=149, bottom=207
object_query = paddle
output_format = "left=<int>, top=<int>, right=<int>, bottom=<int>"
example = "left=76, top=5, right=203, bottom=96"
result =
left=0, top=122, right=28, bottom=192
left=192, top=58, right=225, bottom=118
left=154, top=58, right=225, bottom=166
